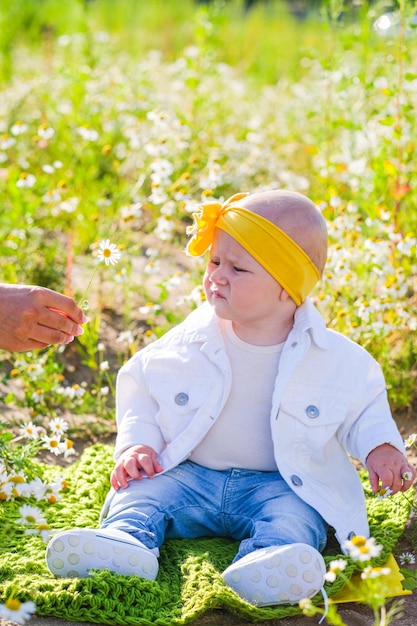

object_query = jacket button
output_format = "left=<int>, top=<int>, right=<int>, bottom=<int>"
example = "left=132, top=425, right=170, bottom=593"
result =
left=291, top=474, right=303, bottom=487
left=175, top=392, right=189, bottom=406
left=306, top=405, right=319, bottom=418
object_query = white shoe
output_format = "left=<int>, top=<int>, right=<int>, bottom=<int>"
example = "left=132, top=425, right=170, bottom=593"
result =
left=222, top=543, right=326, bottom=607
left=46, top=528, right=159, bottom=579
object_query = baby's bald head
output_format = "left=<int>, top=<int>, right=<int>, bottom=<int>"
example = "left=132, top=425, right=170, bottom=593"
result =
left=236, top=190, right=328, bottom=275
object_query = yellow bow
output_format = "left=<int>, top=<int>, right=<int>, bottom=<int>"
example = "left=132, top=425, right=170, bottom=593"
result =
left=185, top=193, right=248, bottom=257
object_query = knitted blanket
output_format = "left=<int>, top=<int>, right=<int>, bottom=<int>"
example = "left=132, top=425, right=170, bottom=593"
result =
left=0, top=444, right=411, bottom=625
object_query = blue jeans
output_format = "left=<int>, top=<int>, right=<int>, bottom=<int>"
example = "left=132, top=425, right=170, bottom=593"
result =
left=101, top=461, right=328, bottom=562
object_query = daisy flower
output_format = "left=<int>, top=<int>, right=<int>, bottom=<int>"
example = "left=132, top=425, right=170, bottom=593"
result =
left=377, top=485, right=393, bottom=501
left=16, top=172, right=36, bottom=188
left=399, top=551, right=416, bottom=565
left=18, top=504, right=47, bottom=526
left=404, top=433, right=417, bottom=449
left=24, top=524, right=51, bottom=543
left=27, top=477, right=47, bottom=501
left=97, top=239, right=121, bottom=266
left=342, top=535, right=383, bottom=561
left=48, top=417, right=69, bottom=435
left=44, top=484, right=62, bottom=504
left=19, top=421, right=40, bottom=439
left=0, top=598, right=36, bottom=625
left=62, top=438, right=75, bottom=458
left=42, top=434, right=64, bottom=455
left=324, top=558, right=347, bottom=583
left=361, top=565, right=391, bottom=580
left=31, top=389, right=44, bottom=403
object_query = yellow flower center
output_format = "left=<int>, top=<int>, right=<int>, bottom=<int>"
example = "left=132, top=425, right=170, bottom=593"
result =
left=350, top=536, right=367, bottom=547
left=5, top=598, right=21, bottom=611
left=8, top=475, right=26, bottom=484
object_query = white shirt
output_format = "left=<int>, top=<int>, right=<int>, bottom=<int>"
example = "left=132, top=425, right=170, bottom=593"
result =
left=189, top=320, right=283, bottom=470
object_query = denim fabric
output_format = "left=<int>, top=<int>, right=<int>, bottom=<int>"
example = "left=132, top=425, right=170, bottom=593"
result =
left=101, top=461, right=328, bottom=562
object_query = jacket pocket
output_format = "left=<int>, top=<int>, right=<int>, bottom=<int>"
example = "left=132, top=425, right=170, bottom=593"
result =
left=278, top=393, right=350, bottom=450
left=148, top=376, right=214, bottom=441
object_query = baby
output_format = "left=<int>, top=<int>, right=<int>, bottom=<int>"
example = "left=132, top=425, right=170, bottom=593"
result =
left=46, top=190, right=415, bottom=608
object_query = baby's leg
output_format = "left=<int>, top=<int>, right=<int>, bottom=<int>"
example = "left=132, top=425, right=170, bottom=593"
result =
left=221, top=469, right=328, bottom=607
left=46, top=461, right=227, bottom=578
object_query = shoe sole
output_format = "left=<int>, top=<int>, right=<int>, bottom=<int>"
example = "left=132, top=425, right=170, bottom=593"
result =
left=46, top=529, right=159, bottom=579
left=222, top=543, right=325, bottom=607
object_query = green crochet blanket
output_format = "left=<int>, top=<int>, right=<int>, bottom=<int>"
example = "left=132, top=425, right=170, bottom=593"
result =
left=0, top=444, right=411, bottom=625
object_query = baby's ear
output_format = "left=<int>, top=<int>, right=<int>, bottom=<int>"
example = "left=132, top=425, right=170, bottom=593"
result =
left=279, top=288, right=292, bottom=302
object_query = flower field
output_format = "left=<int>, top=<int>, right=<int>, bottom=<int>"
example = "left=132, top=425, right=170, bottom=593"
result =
left=1, top=0, right=417, bottom=622
left=1, top=0, right=416, bottom=430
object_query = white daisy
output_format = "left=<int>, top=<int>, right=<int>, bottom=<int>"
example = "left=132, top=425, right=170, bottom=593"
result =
left=48, top=417, right=69, bottom=435
left=399, top=551, right=416, bottom=565
left=0, top=598, right=36, bottom=625
left=96, top=239, right=121, bottom=266
left=18, top=504, right=47, bottom=526
left=342, top=536, right=383, bottom=561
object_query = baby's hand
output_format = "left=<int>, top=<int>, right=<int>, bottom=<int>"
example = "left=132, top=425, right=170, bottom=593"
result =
left=366, top=443, right=416, bottom=495
left=110, top=444, right=163, bottom=490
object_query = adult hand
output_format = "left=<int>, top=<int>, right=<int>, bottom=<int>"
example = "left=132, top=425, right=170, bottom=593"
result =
left=366, top=443, right=416, bottom=495
left=0, top=283, right=87, bottom=352
left=111, top=445, right=164, bottom=490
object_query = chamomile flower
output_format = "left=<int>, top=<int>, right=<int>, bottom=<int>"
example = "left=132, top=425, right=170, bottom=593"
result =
left=25, top=523, right=51, bottom=543
left=42, top=434, right=64, bottom=456
left=404, top=434, right=417, bottom=449
left=62, top=438, right=75, bottom=458
left=77, top=125, right=99, bottom=141
left=18, top=504, right=47, bottom=526
left=361, top=565, right=391, bottom=579
left=10, top=121, right=28, bottom=135
left=97, top=239, right=121, bottom=266
left=377, top=485, right=393, bottom=501
left=139, top=302, right=161, bottom=315
left=0, top=598, right=36, bottom=625
left=44, top=484, right=62, bottom=504
left=117, top=330, right=135, bottom=345
left=31, top=389, right=44, bottom=403
left=0, top=480, right=14, bottom=501
left=324, top=558, right=347, bottom=582
left=48, top=417, right=69, bottom=435
left=399, top=551, right=416, bottom=565
left=342, top=535, right=383, bottom=561
left=26, top=363, right=45, bottom=379
left=27, top=477, right=47, bottom=501
left=19, top=421, right=40, bottom=439
left=38, top=124, right=55, bottom=139
left=16, top=172, right=36, bottom=188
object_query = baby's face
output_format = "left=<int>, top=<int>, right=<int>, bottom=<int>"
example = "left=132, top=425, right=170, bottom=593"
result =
left=203, top=228, right=288, bottom=342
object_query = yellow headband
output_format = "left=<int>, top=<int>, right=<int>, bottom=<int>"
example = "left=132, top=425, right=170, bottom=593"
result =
left=186, top=193, right=320, bottom=305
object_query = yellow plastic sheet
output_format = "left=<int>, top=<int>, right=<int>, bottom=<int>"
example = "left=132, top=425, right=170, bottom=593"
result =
left=331, top=554, right=412, bottom=603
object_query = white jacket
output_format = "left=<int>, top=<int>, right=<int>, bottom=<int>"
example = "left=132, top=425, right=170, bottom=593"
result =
left=115, top=299, right=405, bottom=547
